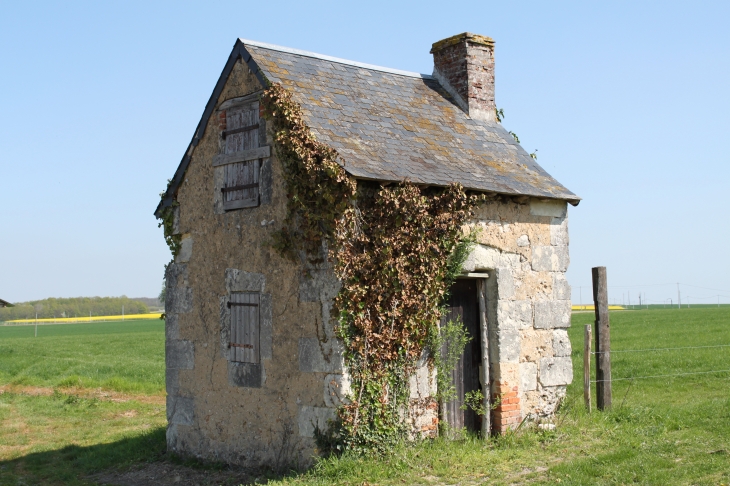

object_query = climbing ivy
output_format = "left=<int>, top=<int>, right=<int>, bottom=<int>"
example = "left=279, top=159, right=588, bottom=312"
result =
left=428, top=317, right=471, bottom=406
left=158, top=183, right=181, bottom=258
left=331, top=182, right=482, bottom=451
left=261, top=83, right=484, bottom=452
left=260, top=84, right=356, bottom=264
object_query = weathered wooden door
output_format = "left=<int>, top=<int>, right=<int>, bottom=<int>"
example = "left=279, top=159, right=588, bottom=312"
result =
left=441, top=279, right=482, bottom=433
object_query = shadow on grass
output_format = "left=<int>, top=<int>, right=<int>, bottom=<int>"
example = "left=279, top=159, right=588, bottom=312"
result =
left=0, top=427, right=167, bottom=485
left=0, top=426, right=306, bottom=486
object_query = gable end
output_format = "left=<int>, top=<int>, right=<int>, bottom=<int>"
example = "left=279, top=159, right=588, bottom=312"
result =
left=155, top=40, right=269, bottom=218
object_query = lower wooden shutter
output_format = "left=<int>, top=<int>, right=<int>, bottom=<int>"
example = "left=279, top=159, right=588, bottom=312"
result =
left=228, top=292, right=260, bottom=363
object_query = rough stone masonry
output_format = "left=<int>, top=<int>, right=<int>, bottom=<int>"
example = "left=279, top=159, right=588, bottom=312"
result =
left=463, top=198, right=573, bottom=430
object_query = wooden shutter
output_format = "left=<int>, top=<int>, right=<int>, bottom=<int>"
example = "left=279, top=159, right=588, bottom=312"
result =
left=222, top=102, right=260, bottom=210
left=222, top=159, right=260, bottom=210
left=228, top=292, right=260, bottom=363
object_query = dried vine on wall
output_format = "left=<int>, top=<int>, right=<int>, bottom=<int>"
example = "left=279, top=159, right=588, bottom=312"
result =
left=260, top=84, right=356, bottom=264
left=333, top=182, right=480, bottom=451
left=261, top=83, right=483, bottom=452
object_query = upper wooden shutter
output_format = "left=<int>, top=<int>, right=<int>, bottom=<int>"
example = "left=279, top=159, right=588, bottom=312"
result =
left=228, top=292, right=260, bottom=363
left=222, top=102, right=260, bottom=210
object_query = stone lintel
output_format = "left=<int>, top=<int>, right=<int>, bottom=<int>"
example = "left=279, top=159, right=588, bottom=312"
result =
left=225, top=268, right=265, bottom=293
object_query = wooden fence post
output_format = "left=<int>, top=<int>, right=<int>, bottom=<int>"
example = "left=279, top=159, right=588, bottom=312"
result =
left=584, top=324, right=591, bottom=412
left=592, top=266, right=612, bottom=410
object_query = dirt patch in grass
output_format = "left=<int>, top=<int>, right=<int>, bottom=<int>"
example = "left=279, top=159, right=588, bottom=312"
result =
left=501, top=465, right=549, bottom=484
left=92, top=462, right=260, bottom=486
left=0, top=384, right=165, bottom=405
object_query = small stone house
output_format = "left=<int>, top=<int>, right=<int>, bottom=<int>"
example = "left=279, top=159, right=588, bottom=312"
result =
left=156, top=32, right=579, bottom=466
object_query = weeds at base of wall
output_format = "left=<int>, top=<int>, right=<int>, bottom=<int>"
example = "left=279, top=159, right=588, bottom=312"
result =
left=332, top=363, right=413, bottom=455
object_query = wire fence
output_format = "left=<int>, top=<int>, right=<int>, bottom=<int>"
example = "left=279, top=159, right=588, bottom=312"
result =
left=572, top=281, right=730, bottom=308
left=591, top=370, right=730, bottom=383
left=583, top=326, right=730, bottom=408
left=589, top=343, right=730, bottom=382
left=579, top=272, right=730, bottom=411
left=592, top=344, right=730, bottom=354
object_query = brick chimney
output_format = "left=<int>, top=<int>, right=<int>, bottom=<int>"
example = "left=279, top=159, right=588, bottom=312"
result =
left=430, top=33, right=496, bottom=123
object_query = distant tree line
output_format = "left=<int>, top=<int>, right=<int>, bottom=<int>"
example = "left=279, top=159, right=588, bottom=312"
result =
left=130, top=297, right=164, bottom=309
left=0, top=296, right=150, bottom=321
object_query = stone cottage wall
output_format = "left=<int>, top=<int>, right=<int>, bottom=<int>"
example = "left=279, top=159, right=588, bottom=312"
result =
left=164, top=58, right=327, bottom=468
left=163, top=58, right=441, bottom=468
left=463, top=198, right=573, bottom=432
left=294, top=264, right=439, bottom=440
left=164, top=58, right=571, bottom=468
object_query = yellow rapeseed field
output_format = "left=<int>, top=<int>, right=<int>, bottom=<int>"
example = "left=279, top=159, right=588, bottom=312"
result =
left=6, top=313, right=162, bottom=324
left=571, top=305, right=625, bottom=311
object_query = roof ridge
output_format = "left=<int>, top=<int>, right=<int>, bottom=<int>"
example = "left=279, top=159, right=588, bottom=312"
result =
left=239, top=38, right=434, bottom=80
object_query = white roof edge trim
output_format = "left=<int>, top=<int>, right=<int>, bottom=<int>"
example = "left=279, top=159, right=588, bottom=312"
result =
left=239, top=38, right=434, bottom=80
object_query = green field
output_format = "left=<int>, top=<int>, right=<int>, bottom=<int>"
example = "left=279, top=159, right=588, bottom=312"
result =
left=0, top=319, right=165, bottom=395
left=572, top=307, right=730, bottom=408
left=0, top=309, right=729, bottom=485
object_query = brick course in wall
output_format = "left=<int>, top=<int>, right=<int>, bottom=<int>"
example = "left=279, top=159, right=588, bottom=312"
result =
left=492, top=382, right=522, bottom=432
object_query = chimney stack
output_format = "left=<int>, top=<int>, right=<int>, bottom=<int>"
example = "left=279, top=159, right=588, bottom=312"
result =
left=431, top=33, right=496, bottom=123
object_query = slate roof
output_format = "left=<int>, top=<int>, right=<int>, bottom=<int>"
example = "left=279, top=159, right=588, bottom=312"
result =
left=156, top=39, right=579, bottom=216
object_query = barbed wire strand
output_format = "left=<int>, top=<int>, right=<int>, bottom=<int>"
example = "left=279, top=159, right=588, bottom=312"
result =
left=591, top=344, right=730, bottom=354
left=591, top=369, right=730, bottom=383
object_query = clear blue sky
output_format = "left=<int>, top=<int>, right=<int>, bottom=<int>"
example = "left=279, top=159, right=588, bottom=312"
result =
left=2, top=1, right=728, bottom=306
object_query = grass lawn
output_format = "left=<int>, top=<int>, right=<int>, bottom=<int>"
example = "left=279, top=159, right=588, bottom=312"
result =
left=0, top=319, right=165, bottom=395
left=0, top=309, right=729, bottom=485
left=0, top=319, right=167, bottom=485
left=0, top=392, right=166, bottom=486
